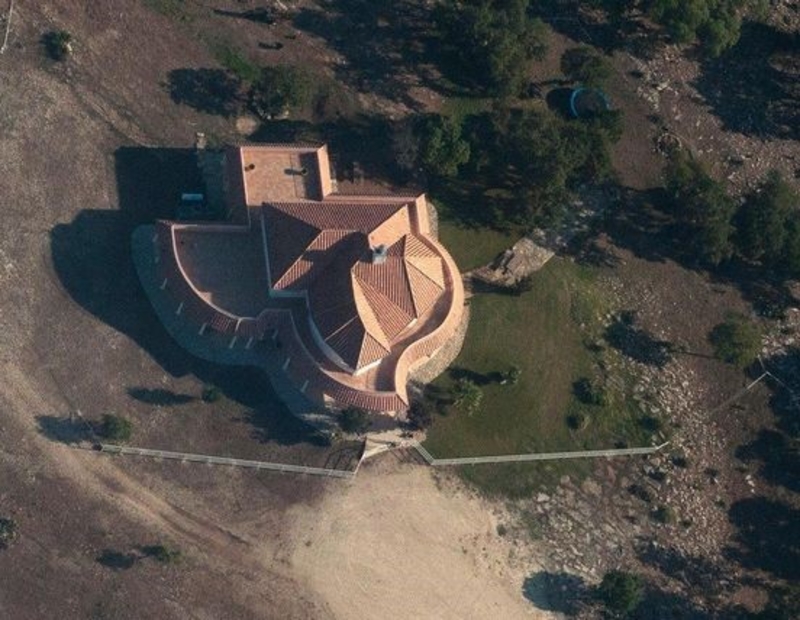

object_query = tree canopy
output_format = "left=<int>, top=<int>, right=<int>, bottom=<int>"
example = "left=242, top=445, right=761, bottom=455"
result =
left=436, top=0, right=548, bottom=97
left=709, top=314, right=763, bottom=368
left=736, top=171, right=800, bottom=277
left=561, top=46, right=612, bottom=87
left=250, top=65, right=313, bottom=119
left=421, top=115, right=471, bottom=178
left=339, top=407, right=371, bottom=434
left=665, top=151, right=737, bottom=266
left=596, top=570, right=644, bottom=616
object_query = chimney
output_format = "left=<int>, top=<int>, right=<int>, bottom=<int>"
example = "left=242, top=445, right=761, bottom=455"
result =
left=371, top=244, right=388, bottom=265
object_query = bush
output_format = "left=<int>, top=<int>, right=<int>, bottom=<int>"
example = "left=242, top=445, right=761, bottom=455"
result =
left=596, top=570, right=644, bottom=616
left=561, top=46, right=612, bottom=87
left=100, top=414, right=132, bottom=443
left=453, top=378, right=483, bottom=415
left=709, top=314, right=762, bottom=368
left=42, top=30, right=73, bottom=61
left=339, top=407, right=371, bottom=434
left=651, top=504, right=676, bottom=524
left=573, top=377, right=607, bottom=406
left=0, top=518, right=18, bottom=549
left=566, top=410, right=589, bottom=431
left=250, top=65, right=314, bottom=119
left=143, top=544, right=182, bottom=564
left=502, top=365, right=522, bottom=386
left=201, top=384, right=222, bottom=403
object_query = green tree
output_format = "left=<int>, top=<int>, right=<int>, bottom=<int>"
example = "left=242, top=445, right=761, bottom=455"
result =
left=785, top=213, right=800, bottom=278
left=561, top=46, right=612, bottom=87
left=454, top=378, right=483, bottom=415
left=736, top=170, right=799, bottom=269
left=709, top=314, right=762, bottom=368
left=665, top=152, right=736, bottom=265
left=436, top=0, right=548, bottom=97
left=100, top=414, right=133, bottom=443
left=0, top=517, right=18, bottom=549
left=201, top=384, right=222, bottom=403
left=596, top=570, right=644, bottom=617
left=250, top=66, right=314, bottom=119
left=421, top=115, right=471, bottom=177
left=339, top=407, right=371, bottom=434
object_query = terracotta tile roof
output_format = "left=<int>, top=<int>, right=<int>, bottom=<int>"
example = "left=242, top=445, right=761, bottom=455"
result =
left=146, top=144, right=465, bottom=414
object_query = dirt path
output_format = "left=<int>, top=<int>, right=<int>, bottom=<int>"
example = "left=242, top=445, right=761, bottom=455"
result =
left=287, top=454, right=546, bottom=620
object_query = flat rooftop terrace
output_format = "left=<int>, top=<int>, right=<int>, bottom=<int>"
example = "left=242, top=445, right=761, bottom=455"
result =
left=241, top=147, right=323, bottom=203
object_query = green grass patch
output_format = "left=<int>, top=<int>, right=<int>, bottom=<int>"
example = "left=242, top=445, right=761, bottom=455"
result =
left=438, top=219, right=513, bottom=271
left=423, top=259, right=653, bottom=496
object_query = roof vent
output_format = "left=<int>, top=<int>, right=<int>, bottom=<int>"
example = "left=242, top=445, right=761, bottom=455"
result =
left=371, top=244, right=388, bottom=265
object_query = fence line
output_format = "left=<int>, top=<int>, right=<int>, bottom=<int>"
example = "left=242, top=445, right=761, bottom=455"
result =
left=411, top=441, right=669, bottom=467
left=99, top=444, right=357, bottom=479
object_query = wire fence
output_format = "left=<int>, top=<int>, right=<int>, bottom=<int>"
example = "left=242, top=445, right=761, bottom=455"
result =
left=99, top=444, right=357, bottom=479
left=0, top=0, right=14, bottom=54
left=411, top=441, right=670, bottom=467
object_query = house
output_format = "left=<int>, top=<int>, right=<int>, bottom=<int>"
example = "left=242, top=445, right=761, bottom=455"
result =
left=142, top=144, right=464, bottom=416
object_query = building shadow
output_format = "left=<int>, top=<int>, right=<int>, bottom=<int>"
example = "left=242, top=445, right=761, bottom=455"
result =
left=48, top=147, right=325, bottom=446
left=694, top=22, right=800, bottom=141
left=522, top=571, right=588, bottom=615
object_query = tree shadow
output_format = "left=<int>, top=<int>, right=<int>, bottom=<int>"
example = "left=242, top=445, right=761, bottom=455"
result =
left=605, top=311, right=672, bottom=367
left=736, top=429, right=800, bottom=494
left=36, top=415, right=94, bottom=445
left=637, top=543, right=731, bottom=597
left=165, top=68, right=242, bottom=117
left=127, top=387, right=196, bottom=406
left=213, top=8, right=277, bottom=25
left=694, top=22, right=800, bottom=140
left=292, top=0, right=459, bottom=110
left=522, top=571, right=588, bottom=615
left=725, top=497, right=800, bottom=581
left=96, top=549, right=139, bottom=570
left=448, top=366, right=502, bottom=386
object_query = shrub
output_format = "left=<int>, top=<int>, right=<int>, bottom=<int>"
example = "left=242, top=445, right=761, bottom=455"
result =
left=201, top=384, right=222, bottom=403
left=339, top=407, right=371, bottom=434
left=42, top=30, right=73, bottom=61
left=502, top=365, right=522, bottom=386
left=100, top=414, right=132, bottom=443
left=143, top=544, right=182, bottom=564
left=566, top=410, right=589, bottom=431
left=0, top=518, right=18, bottom=549
left=651, top=505, right=676, bottom=524
left=596, top=570, right=644, bottom=616
left=453, top=378, right=483, bottom=415
left=573, top=377, right=607, bottom=406
left=709, top=314, right=762, bottom=368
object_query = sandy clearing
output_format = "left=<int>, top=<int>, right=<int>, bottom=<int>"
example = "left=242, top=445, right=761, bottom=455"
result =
left=288, top=455, right=548, bottom=620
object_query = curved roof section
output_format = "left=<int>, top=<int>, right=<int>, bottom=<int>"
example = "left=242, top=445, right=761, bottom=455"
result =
left=261, top=200, right=446, bottom=372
